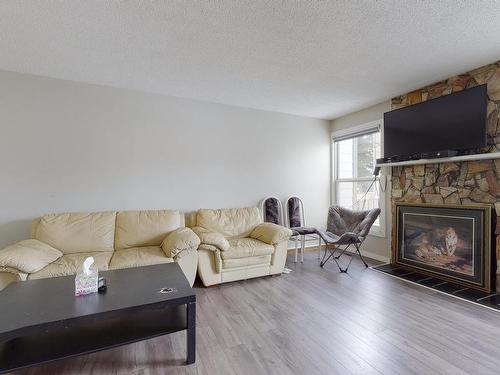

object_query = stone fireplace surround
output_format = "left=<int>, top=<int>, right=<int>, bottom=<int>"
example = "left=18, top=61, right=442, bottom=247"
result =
left=389, top=61, right=500, bottom=288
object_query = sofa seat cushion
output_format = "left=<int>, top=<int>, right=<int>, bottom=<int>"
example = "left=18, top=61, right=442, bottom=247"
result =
left=109, top=246, right=173, bottom=270
left=222, top=255, right=272, bottom=269
left=28, top=252, right=112, bottom=280
left=220, top=238, right=274, bottom=260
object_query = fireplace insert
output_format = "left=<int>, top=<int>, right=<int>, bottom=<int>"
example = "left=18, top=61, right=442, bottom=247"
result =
left=393, top=203, right=494, bottom=292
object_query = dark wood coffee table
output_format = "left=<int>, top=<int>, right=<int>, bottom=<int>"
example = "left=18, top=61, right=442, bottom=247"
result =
left=0, top=263, right=196, bottom=374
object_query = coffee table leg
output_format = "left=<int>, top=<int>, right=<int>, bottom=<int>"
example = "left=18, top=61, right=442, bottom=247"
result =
left=186, top=301, right=196, bottom=364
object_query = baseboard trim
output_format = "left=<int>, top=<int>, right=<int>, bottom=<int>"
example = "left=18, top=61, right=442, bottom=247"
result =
left=357, top=250, right=390, bottom=263
left=287, top=244, right=324, bottom=252
left=287, top=244, right=390, bottom=263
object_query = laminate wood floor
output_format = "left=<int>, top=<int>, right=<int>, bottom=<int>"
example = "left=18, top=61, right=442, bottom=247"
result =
left=9, top=252, right=500, bottom=375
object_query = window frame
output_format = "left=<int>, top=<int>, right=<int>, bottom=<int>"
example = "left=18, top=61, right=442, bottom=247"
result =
left=331, top=120, right=386, bottom=238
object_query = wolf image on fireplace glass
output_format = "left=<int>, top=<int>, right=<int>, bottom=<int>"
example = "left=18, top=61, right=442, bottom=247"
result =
left=403, top=213, right=474, bottom=275
left=394, top=203, right=492, bottom=291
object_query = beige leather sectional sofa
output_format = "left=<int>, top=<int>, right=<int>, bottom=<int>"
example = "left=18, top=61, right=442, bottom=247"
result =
left=0, top=206, right=292, bottom=291
left=0, top=210, right=200, bottom=290
left=192, top=207, right=292, bottom=286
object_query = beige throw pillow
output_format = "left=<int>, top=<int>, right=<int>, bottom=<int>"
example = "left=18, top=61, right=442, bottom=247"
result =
left=0, top=239, right=63, bottom=274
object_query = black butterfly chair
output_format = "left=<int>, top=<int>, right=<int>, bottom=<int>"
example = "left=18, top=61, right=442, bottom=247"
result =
left=318, top=205, right=381, bottom=272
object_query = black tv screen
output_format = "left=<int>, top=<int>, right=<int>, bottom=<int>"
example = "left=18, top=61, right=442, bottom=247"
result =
left=384, top=84, right=487, bottom=159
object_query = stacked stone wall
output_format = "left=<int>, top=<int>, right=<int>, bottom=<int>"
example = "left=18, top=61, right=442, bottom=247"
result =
left=390, top=61, right=500, bottom=265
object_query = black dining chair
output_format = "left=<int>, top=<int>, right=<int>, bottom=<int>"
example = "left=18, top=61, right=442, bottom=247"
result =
left=259, top=196, right=284, bottom=225
left=284, top=196, right=320, bottom=263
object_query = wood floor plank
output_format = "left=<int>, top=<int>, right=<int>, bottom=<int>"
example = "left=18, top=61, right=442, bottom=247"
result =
left=6, top=253, right=500, bottom=375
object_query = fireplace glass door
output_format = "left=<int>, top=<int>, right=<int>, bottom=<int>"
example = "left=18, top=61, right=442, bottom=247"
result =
left=394, top=203, right=493, bottom=292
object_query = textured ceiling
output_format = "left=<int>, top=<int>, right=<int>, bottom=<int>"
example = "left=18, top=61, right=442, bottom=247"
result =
left=1, top=1, right=500, bottom=119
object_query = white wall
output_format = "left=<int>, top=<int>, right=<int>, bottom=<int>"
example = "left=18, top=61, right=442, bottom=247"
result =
left=331, top=101, right=392, bottom=262
left=0, top=70, right=330, bottom=248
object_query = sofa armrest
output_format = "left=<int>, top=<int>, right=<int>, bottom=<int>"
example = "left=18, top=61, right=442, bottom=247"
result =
left=161, top=228, right=200, bottom=258
left=192, top=226, right=230, bottom=251
left=0, top=269, right=23, bottom=291
left=174, top=249, right=198, bottom=287
left=0, top=239, right=63, bottom=274
left=249, top=223, right=293, bottom=245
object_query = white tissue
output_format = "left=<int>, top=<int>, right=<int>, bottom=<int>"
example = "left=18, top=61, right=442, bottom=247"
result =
left=83, top=256, right=94, bottom=276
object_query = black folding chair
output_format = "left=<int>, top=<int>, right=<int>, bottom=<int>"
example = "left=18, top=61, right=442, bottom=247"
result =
left=318, top=205, right=381, bottom=273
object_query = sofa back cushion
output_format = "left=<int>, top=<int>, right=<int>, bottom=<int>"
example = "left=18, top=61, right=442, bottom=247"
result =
left=115, top=210, right=183, bottom=250
left=196, top=207, right=262, bottom=238
left=34, top=212, right=116, bottom=254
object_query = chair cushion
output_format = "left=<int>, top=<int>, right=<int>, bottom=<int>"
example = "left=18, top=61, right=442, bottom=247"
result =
left=222, top=255, right=272, bottom=269
left=196, top=207, right=262, bottom=238
left=290, top=226, right=317, bottom=236
left=28, top=252, right=112, bottom=280
left=220, top=238, right=274, bottom=260
left=115, top=210, right=182, bottom=250
left=263, top=197, right=281, bottom=225
left=0, top=240, right=63, bottom=274
left=34, top=212, right=116, bottom=254
left=287, top=197, right=303, bottom=228
left=315, top=229, right=341, bottom=243
left=316, top=229, right=361, bottom=245
left=109, top=246, right=173, bottom=270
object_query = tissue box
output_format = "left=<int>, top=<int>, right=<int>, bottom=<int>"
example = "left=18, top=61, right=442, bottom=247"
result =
left=75, top=268, right=98, bottom=296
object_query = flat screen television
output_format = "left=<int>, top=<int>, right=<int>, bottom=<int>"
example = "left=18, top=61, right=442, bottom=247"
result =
left=383, top=84, right=487, bottom=160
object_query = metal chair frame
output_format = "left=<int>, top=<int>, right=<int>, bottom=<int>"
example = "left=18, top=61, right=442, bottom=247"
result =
left=284, top=196, right=321, bottom=263
left=319, top=232, right=369, bottom=273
